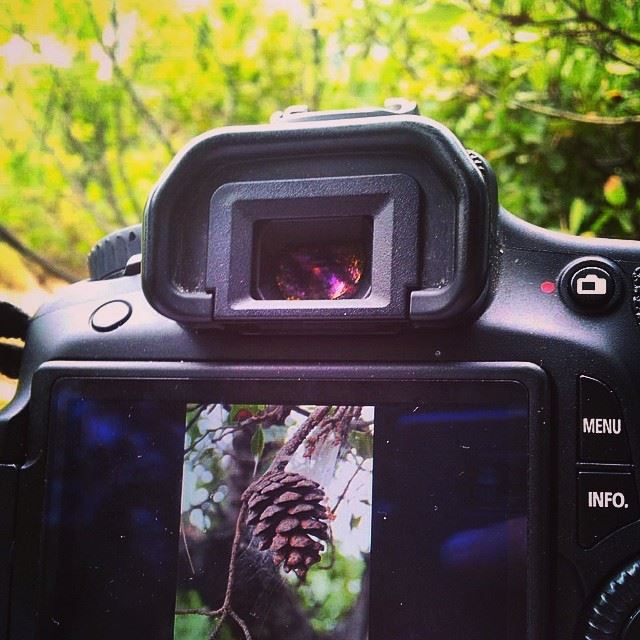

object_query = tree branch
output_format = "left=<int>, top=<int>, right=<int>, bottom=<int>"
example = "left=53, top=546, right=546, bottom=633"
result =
left=564, top=0, right=640, bottom=47
left=113, top=99, right=143, bottom=214
left=0, top=222, right=77, bottom=282
left=2, top=75, right=113, bottom=232
left=466, top=0, right=640, bottom=48
left=481, top=86, right=640, bottom=125
left=270, top=405, right=331, bottom=471
left=208, top=501, right=251, bottom=640
left=83, top=0, right=176, bottom=156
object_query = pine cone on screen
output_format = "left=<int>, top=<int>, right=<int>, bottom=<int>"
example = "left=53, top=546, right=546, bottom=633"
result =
left=246, top=470, right=329, bottom=579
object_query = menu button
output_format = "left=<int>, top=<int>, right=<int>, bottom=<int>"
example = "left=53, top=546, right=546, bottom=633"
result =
left=579, top=376, right=631, bottom=463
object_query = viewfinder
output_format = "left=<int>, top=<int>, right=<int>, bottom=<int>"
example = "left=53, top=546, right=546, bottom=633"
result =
left=253, top=216, right=372, bottom=300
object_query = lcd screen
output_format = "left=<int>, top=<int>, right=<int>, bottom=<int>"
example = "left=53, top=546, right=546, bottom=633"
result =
left=41, top=378, right=530, bottom=640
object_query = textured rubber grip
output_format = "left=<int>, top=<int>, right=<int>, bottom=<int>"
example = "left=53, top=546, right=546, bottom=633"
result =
left=88, top=224, right=142, bottom=280
left=582, top=560, right=640, bottom=639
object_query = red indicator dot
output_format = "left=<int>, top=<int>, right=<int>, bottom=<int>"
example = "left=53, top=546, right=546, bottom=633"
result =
left=540, top=281, right=556, bottom=294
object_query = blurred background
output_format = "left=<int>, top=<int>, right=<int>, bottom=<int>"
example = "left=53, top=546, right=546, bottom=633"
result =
left=0, top=0, right=639, bottom=403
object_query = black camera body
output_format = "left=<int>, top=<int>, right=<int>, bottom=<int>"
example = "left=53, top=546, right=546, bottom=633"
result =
left=2, top=101, right=640, bottom=640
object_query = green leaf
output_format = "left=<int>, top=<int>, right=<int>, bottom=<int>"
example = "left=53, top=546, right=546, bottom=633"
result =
left=417, top=3, right=466, bottom=30
left=604, top=176, right=628, bottom=207
left=348, top=431, right=373, bottom=459
left=349, top=514, right=362, bottom=530
left=230, top=404, right=264, bottom=422
left=569, top=198, right=588, bottom=235
left=251, top=426, right=265, bottom=460
left=605, top=61, right=636, bottom=76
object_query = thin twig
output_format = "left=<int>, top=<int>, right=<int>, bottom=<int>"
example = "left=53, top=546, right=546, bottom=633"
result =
left=480, top=85, right=640, bottom=125
left=331, top=457, right=367, bottom=516
left=181, top=522, right=196, bottom=577
left=59, top=106, right=129, bottom=227
left=175, top=607, right=222, bottom=617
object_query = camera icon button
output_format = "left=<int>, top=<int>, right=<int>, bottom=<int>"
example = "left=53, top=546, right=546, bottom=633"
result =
left=560, top=257, right=623, bottom=313
left=570, top=267, right=614, bottom=305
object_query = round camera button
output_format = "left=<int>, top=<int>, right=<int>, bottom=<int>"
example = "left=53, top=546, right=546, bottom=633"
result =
left=569, top=266, right=615, bottom=307
left=90, top=300, right=132, bottom=332
left=559, top=257, right=623, bottom=314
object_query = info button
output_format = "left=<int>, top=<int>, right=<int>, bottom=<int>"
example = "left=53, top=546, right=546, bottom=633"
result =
left=578, top=472, right=639, bottom=548
left=579, top=376, right=631, bottom=463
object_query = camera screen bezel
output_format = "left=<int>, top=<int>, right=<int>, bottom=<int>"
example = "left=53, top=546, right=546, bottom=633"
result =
left=12, top=361, right=548, bottom=640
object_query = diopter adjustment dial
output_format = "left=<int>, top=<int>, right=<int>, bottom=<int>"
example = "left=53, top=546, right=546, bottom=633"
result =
left=581, top=559, right=640, bottom=639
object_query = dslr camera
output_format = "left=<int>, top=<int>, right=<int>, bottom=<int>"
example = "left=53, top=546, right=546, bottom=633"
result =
left=2, top=100, right=640, bottom=640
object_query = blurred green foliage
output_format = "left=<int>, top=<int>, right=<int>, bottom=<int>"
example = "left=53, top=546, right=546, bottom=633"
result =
left=0, top=0, right=639, bottom=280
left=294, top=548, right=366, bottom=634
left=174, top=591, right=214, bottom=639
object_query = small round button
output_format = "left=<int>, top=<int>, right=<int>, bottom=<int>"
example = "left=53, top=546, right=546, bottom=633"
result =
left=560, top=257, right=623, bottom=314
left=90, top=300, right=132, bottom=332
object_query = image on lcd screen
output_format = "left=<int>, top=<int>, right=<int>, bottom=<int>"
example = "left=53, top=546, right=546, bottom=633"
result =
left=175, top=404, right=373, bottom=640
left=42, top=383, right=529, bottom=640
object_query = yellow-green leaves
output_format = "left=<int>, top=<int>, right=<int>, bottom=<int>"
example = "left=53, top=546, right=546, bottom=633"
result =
left=1, top=0, right=640, bottom=287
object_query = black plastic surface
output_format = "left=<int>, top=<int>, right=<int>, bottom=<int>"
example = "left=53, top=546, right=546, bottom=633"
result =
left=0, top=465, right=17, bottom=640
